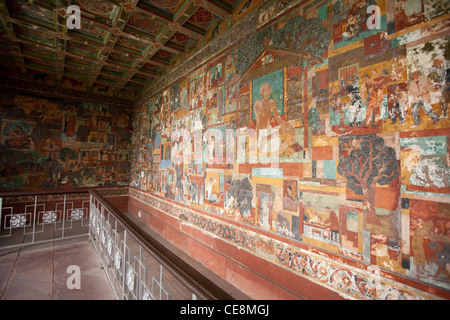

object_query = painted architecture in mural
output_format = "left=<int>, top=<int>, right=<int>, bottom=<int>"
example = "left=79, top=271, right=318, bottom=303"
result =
left=130, top=0, right=450, bottom=293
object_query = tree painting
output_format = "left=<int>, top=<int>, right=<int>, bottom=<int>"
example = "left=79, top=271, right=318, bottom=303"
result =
left=271, top=16, right=331, bottom=65
left=59, top=147, right=77, bottom=170
left=31, top=124, right=52, bottom=151
left=409, top=157, right=450, bottom=188
left=337, top=135, right=399, bottom=225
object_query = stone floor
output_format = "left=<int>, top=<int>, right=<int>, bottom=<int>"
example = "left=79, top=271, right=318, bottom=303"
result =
left=0, top=236, right=117, bottom=300
left=0, top=211, right=248, bottom=300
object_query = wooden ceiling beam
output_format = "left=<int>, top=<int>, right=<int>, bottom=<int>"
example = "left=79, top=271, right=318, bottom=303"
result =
left=197, top=0, right=232, bottom=20
left=55, top=0, right=72, bottom=81
left=0, top=0, right=27, bottom=74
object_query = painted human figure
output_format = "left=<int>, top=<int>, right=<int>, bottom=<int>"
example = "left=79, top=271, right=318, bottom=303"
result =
left=340, top=76, right=364, bottom=127
left=283, top=183, right=298, bottom=212
left=346, top=0, right=366, bottom=40
left=361, top=69, right=396, bottom=126
left=175, top=165, right=184, bottom=202
left=408, top=70, right=440, bottom=126
left=206, top=177, right=217, bottom=202
left=388, top=84, right=406, bottom=124
left=428, top=58, right=448, bottom=118
left=254, top=83, right=301, bottom=156
left=329, top=84, right=349, bottom=126
left=324, top=207, right=339, bottom=242
left=207, top=134, right=215, bottom=164
left=260, top=196, right=271, bottom=231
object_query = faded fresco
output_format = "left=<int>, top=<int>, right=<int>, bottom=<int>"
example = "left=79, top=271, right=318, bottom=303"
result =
left=130, top=0, right=450, bottom=293
left=0, top=95, right=132, bottom=190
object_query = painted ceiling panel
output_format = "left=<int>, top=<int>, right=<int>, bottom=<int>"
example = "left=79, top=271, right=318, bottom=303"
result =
left=0, top=0, right=243, bottom=102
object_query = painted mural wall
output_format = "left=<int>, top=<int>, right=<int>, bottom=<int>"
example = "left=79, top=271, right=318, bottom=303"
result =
left=131, top=0, right=450, bottom=298
left=0, top=93, right=132, bottom=190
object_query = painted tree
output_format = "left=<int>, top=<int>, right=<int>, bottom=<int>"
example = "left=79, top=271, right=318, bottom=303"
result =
left=271, top=16, right=331, bottom=65
left=41, top=158, right=62, bottom=187
left=409, top=157, right=450, bottom=188
left=337, top=135, right=399, bottom=225
left=31, top=124, right=52, bottom=151
left=59, top=147, right=77, bottom=169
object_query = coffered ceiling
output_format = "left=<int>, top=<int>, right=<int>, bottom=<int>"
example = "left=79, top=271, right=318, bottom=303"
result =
left=0, top=0, right=244, bottom=106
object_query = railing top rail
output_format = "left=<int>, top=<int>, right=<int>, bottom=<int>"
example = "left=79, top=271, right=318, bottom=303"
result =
left=0, top=188, right=91, bottom=198
left=89, top=189, right=238, bottom=301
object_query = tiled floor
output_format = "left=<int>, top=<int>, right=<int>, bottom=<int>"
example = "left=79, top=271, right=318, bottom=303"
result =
left=0, top=236, right=116, bottom=300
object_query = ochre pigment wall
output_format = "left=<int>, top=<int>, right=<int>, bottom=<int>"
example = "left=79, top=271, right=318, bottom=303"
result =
left=130, top=0, right=450, bottom=299
left=0, top=94, right=132, bottom=190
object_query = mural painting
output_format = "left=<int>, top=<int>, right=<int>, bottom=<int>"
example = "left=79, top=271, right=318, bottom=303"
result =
left=0, top=95, right=132, bottom=190
left=126, top=0, right=450, bottom=297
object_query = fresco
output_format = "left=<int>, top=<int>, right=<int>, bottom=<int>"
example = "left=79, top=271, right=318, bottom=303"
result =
left=129, top=0, right=449, bottom=295
left=0, top=95, right=132, bottom=190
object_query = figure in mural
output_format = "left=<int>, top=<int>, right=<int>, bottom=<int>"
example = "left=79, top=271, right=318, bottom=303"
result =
left=346, top=0, right=366, bottom=40
left=340, top=76, right=364, bottom=127
left=206, top=177, right=218, bottom=202
left=324, top=207, right=339, bottom=242
left=337, top=135, right=399, bottom=225
left=303, top=201, right=318, bottom=223
left=329, top=84, right=349, bottom=125
left=283, top=180, right=299, bottom=212
left=254, top=83, right=301, bottom=155
left=63, top=106, right=77, bottom=140
left=427, top=58, right=448, bottom=119
left=260, top=194, right=271, bottom=231
left=189, top=179, right=199, bottom=204
left=224, top=178, right=253, bottom=218
left=275, top=212, right=293, bottom=238
left=388, top=84, right=407, bottom=124
left=408, top=70, right=441, bottom=126
left=175, top=165, right=184, bottom=202
left=360, top=69, right=396, bottom=126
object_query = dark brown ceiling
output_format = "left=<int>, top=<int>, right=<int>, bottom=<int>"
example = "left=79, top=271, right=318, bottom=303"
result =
left=0, top=0, right=246, bottom=107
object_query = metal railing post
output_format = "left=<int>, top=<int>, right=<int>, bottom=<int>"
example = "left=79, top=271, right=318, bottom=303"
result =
left=139, top=246, right=142, bottom=300
left=86, top=189, right=239, bottom=300
left=62, top=194, right=66, bottom=239
left=89, top=194, right=92, bottom=242
left=32, top=195, right=37, bottom=244
left=122, top=229, right=127, bottom=300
